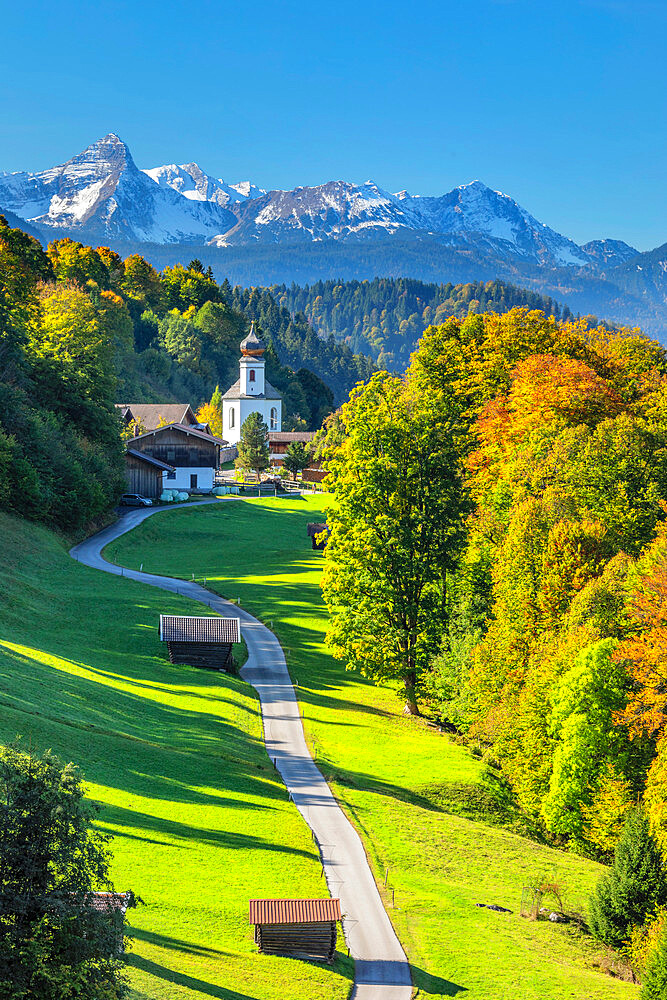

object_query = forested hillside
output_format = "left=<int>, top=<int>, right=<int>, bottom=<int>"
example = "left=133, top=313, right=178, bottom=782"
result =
left=0, top=217, right=376, bottom=529
left=273, top=277, right=575, bottom=369
left=322, top=306, right=667, bottom=864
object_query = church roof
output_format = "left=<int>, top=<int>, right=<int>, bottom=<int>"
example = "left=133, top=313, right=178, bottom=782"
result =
left=240, top=322, right=266, bottom=356
left=222, top=377, right=282, bottom=401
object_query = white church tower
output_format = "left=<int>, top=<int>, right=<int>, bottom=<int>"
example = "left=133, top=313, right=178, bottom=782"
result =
left=222, top=324, right=283, bottom=445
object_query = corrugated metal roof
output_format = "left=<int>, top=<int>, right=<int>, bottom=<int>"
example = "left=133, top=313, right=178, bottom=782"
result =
left=249, top=898, right=341, bottom=925
left=160, top=615, right=240, bottom=643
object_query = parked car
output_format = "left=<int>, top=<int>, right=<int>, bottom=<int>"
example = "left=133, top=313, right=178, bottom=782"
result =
left=119, top=494, right=153, bottom=507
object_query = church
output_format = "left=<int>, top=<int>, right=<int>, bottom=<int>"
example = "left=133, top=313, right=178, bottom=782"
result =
left=222, top=325, right=283, bottom=445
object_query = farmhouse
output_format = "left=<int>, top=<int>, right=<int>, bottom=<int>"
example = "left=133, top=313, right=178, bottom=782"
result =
left=124, top=448, right=175, bottom=499
left=129, top=422, right=226, bottom=491
left=159, top=614, right=241, bottom=671
left=249, top=898, right=340, bottom=962
left=268, top=431, right=314, bottom=465
left=268, top=431, right=326, bottom=482
left=222, top=325, right=282, bottom=444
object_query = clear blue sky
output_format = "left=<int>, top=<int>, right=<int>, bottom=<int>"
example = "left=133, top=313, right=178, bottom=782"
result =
left=2, top=0, right=665, bottom=249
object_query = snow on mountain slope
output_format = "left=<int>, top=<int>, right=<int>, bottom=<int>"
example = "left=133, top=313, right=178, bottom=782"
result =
left=0, top=135, right=645, bottom=273
left=399, top=180, right=591, bottom=267
left=0, top=135, right=236, bottom=243
left=143, top=162, right=264, bottom=207
left=210, top=179, right=423, bottom=246
left=210, top=177, right=594, bottom=269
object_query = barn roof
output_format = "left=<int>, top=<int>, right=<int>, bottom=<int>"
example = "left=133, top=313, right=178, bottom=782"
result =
left=115, top=403, right=196, bottom=429
left=159, top=615, right=240, bottom=643
left=125, top=448, right=175, bottom=471
left=131, top=423, right=228, bottom=447
left=249, top=898, right=341, bottom=925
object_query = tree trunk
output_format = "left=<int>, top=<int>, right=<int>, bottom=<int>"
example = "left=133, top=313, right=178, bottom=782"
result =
left=402, top=668, right=419, bottom=716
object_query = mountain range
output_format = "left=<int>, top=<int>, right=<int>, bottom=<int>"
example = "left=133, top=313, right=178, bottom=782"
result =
left=2, top=133, right=666, bottom=337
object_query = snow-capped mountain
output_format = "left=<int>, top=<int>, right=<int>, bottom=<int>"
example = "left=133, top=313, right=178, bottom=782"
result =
left=209, top=177, right=595, bottom=270
left=401, top=181, right=592, bottom=268
left=0, top=134, right=647, bottom=276
left=143, top=162, right=264, bottom=208
left=0, top=134, right=236, bottom=243
left=210, top=180, right=417, bottom=246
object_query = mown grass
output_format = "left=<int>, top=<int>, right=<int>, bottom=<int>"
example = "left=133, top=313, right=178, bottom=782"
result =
left=107, top=496, right=638, bottom=999
left=0, top=511, right=353, bottom=1000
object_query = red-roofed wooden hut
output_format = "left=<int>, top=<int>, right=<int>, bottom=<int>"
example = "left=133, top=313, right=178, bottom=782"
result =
left=249, top=898, right=340, bottom=961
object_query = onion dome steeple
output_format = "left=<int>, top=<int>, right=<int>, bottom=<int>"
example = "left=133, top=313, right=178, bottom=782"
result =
left=240, top=322, right=265, bottom=357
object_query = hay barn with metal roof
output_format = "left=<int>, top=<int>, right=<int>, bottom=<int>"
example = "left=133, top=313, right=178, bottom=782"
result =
left=249, top=898, right=340, bottom=962
left=159, top=615, right=241, bottom=671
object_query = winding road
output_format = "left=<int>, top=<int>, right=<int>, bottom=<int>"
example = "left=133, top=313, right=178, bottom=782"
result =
left=70, top=502, right=413, bottom=1000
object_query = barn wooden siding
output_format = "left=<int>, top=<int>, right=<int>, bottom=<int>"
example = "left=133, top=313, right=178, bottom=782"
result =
left=254, top=920, right=337, bottom=961
left=160, top=616, right=241, bottom=672
left=124, top=452, right=164, bottom=498
left=166, top=641, right=234, bottom=670
left=249, top=898, right=340, bottom=962
left=134, top=427, right=218, bottom=468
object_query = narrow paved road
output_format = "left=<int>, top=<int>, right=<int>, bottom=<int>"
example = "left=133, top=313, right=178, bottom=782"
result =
left=71, top=503, right=413, bottom=1000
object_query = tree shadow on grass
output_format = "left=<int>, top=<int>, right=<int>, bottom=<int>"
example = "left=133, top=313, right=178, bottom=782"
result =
left=129, top=925, right=229, bottom=957
left=411, top=965, right=468, bottom=996
left=100, top=801, right=318, bottom=859
left=126, top=953, right=258, bottom=999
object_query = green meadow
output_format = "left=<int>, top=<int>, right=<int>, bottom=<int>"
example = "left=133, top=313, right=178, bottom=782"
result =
left=105, top=496, right=638, bottom=999
left=0, top=511, right=353, bottom=1000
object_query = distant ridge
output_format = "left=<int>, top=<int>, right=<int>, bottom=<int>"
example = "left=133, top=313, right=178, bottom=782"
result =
left=3, top=133, right=667, bottom=338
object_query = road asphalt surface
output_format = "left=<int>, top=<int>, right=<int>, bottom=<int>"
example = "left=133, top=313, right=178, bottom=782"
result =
left=70, top=502, right=413, bottom=1000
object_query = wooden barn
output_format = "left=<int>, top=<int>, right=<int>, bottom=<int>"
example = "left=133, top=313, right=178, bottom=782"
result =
left=130, top=422, right=227, bottom=492
left=249, top=898, right=340, bottom=962
left=124, top=448, right=175, bottom=498
left=307, top=523, right=329, bottom=550
left=159, top=615, right=241, bottom=671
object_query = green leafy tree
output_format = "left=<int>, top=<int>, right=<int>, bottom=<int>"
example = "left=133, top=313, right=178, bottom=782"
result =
left=159, top=310, right=203, bottom=371
left=322, top=372, right=468, bottom=715
left=0, top=746, right=132, bottom=999
left=590, top=807, right=667, bottom=947
left=47, top=238, right=110, bottom=289
left=235, top=412, right=269, bottom=481
left=542, top=639, right=629, bottom=840
left=282, top=441, right=309, bottom=481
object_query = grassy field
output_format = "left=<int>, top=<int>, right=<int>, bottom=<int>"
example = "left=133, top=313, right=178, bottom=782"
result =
left=0, top=511, right=353, bottom=1000
left=106, top=496, right=638, bottom=1000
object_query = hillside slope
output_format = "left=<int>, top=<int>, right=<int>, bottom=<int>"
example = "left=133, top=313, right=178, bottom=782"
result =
left=106, top=498, right=638, bottom=1000
left=0, top=512, right=352, bottom=1000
